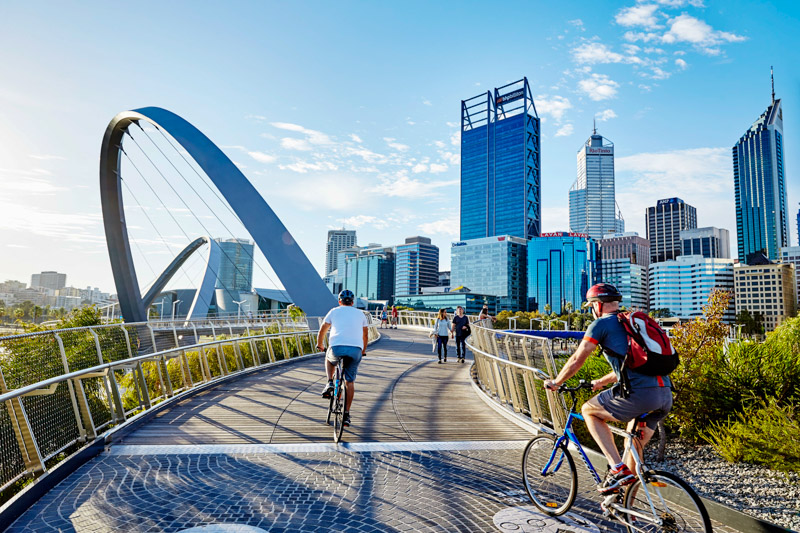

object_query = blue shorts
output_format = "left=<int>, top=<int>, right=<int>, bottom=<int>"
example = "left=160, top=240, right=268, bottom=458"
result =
left=326, top=345, right=362, bottom=382
left=597, top=386, right=673, bottom=430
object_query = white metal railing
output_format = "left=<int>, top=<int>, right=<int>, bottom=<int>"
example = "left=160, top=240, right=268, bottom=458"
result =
left=395, top=310, right=483, bottom=330
left=466, top=323, right=569, bottom=433
left=0, top=316, right=380, bottom=494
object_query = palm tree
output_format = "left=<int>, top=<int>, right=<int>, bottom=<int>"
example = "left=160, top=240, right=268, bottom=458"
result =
left=544, top=303, right=552, bottom=315
left=564, top=302, right=574, bottom=314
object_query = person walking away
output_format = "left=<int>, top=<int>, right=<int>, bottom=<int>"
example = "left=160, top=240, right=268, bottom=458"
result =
left=380, top=307, right=389, bottom=329
left=391, top=305, right=399, bottom=329
left=478, top=304, right=496, bottom=325
left=451, top=306, right=470, bottom=363
left=317, top=290, right=368, bottom=428
left=432, top=308, right=451, bottom=363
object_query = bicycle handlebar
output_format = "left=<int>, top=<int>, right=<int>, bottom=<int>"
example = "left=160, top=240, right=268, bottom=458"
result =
left=558, top=380, right=594, bottom=393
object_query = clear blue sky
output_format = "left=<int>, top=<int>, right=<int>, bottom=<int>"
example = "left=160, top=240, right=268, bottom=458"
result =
left=0, top=1, right=798, bottom=293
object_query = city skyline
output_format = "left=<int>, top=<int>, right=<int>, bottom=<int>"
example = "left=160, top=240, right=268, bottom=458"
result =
left=0, top=2, right=797, bottom=292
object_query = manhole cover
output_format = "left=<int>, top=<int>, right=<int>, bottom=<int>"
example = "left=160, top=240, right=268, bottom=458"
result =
left=178, top=526, right=268, bottom=533
left=494, top=506, right=601, bottom=532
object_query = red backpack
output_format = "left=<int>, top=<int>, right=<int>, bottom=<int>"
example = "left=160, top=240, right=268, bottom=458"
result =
left=617, top=311, right=679, bottom=376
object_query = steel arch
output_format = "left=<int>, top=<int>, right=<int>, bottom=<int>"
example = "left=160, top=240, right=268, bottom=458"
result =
left=100, top=107, right=337, bottom=322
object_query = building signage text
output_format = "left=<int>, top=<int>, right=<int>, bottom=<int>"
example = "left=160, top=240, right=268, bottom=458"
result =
left=587, top=147, right=613, bottom=155
left=496, top=88, right=524, bottom=106
left=540, top=232, right=589, bottom=238
left=657, top=198, right=681, bottom=206
left=452, top=241, right=467, bottom=247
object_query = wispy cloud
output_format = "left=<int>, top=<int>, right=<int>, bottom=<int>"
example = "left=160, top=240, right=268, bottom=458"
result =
left=384, top=137, right=410, bottom=152
left=371, top=172, right=457, bottom=198
left=555, top=124, right=574, bottom=137
left=578, top=74, right=620, bottom=101
left=615, top=4, right=661, bottom=29
left=536, top=95, right=573, bottom=123
left=595, top=109, right=617, bottom=122
left=28, top=154, right=66, bottom=161
left=248, top=151, right=276, bottom=163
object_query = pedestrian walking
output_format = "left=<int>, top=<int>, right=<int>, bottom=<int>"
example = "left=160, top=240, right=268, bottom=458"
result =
left=380, top=307, right=389, bottom=329
left=451, top=306, right=471, bottom=363
left=432, top=308, right=451, bottom=363
left=478, top=304, right=496, bottom=324
left=390, top=305, right=399, bottom=329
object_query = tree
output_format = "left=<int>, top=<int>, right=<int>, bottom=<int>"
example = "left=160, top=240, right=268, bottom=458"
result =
left=650, top=308, right=673, bottom=318
left=564, top=302, right=573, bottom=314
left=544, top=303, right=552, bottom=315
left=736, top=309, right=764, bottom=336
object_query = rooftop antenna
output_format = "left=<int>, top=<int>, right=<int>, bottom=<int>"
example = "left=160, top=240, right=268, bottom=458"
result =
left=771, top=65, right=775, bottom=103
left=593, top=117, right=597, bottom=135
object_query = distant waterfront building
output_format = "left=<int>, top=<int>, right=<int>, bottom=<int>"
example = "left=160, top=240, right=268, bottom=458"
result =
left=734, top=261, right=795, bottom=332
left=569, top=127, right=623, bottom=240
left=214, top=238, right=254, bottom=314
left=394, top=236, right=439, bottom=296
left=646, top=198, right=697, bottom=264
left=30, top=271, right=67, bottom=291
left=780, top=246, right=800, bottom=310
left=438, top=271, right=451, bottom=287
left=648, top=255, right=735, bottom=322
left=325, top=229, right=357, bottom=276
left=451, top=235, right=528, bottom=312
left=460, top=77, right=540, bottom=241
left=527, top=232, right=599, bottom=314
left=342, top=245, right=395, bottom=302
left=680, top=227, right=731, bottom=259
left=393, top=289, right=498, bottom=315
left=733, top=77, right=788, bottom=263
left=599, top=232, right=650, bottom=310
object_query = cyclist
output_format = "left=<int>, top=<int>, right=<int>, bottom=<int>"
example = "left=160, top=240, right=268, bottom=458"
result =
left=544, top=283, right=673, bottom=495
left=316, top=289, right=368, bottom=428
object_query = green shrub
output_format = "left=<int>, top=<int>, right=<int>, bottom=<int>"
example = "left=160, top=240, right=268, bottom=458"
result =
left=703, top=397, right=800, bottom=472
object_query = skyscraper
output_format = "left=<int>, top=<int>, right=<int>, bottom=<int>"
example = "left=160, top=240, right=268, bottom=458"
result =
left=460, top=77, right=540, bottom=240
left=599, top=232, right=650, bottom=310
left=733, top=71, right=788, bottom=263
left=646, top=198, right=697, bottom=264
left=680, top=227, right=731, bottom=259
left=325, top=229, right=357, bottom=275
left=649, top=255, right=735, bottom=322
left=342, top=245, right=395, bottom=302
left=30, top=271, right=67, bottom=291
left=527, top=233, right=599, bottom=314
left=394, top=236, right=439, bottom=296
left=215, top=238, right=254, bottom=314
left=569, top=126, right=623, bottom=240
left=451, top=236, right=528, bottom=312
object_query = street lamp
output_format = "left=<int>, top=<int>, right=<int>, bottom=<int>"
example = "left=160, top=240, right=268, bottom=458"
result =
left=233, top=299, right=248, bottom=323
left=531, top=318, right=545, bottom=330
left=171, top=300, right=182, bottom=320
left=155, top=301, right=165, bottom=319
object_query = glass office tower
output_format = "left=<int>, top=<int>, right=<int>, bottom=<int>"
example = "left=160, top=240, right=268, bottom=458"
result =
left=342, top=246, right=395, bottom=302
left=569, top=128, right=622, bottom=239
left=394, top=236, right=439, bottom=296
left=460, top=77, right=540, bottom=240
left=680, top=227, right=731, bottom=259
left=527, top=233, right=599, bottom=314
left=646, top=198, right=697, bottom=264
left=599, top=232, right=650, bottom=310
left=214, top=238, right=255, bottom=314
left=733, top=91, right=788, bottom=263
left=325, top=229, right=357, bottom=276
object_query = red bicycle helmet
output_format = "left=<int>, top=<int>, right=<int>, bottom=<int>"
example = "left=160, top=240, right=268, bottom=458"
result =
left=584, top=283, right=623, bottom=306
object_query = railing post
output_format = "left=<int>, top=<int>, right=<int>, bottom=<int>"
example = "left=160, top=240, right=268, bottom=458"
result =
left=266, top=336, right=276, bottom=363
left=53, top=333, right=89, bottom=440
left=280, top=334, right=290, bottom=360
left=120, top=326, right=151, bottom=410
left=226, top=322, right=245, bottom=370
left=90, top=330, right=125, bottom=424
left=173, top=323, right=194, bottom=390
left=198, top=345, right=212, bottom=381
left=0, top=368, right=45, bottom=476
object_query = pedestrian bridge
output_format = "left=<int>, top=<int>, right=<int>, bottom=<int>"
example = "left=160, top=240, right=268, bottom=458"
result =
left=0, top=319, right=756, bottom=532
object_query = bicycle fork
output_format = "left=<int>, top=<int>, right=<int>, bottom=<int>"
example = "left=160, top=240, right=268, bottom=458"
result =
left=605, top=435, right=664, bottom=527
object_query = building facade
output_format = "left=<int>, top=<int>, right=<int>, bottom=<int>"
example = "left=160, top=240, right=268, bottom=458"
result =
left=342, top=246, right=395, bottom=302
left=451, top=235, right=527, bottom=312
left=648, top=255, right=735, bottom=322
left=460, top=77, right=540, bottom=241
left=733, top=95, right=788, bottom=263
left=599, top=232, right=650, bottom=310
left=30, top=271, right=67, bottom=291
left=734, top=262, right=796, bottom=332
left=680, top=227, right=731, bottom=259
left=393, top=290, right=498, bottom=315
left=780, top=246, right=800, bottom=311
left=214, top=238, right=255, bottom=314
left=527, top=233, right=599, bottom=314
left=569, top=129, right=623, bottom=240
left=646, top=198, right=697, bottom=264
left=394, top=236, right=439, bottom=296
left=325, top=229, right=357, bottom=276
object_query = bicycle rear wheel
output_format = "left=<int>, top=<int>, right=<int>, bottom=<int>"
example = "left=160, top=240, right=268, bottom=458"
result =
left=522, top=434, right=577, bottom=516
left=622, top=470, right=711, bottom=532
left=333, top=382, right=347, bottom=443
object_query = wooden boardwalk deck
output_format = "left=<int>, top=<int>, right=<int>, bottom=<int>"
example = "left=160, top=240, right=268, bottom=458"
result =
left=119, top=328, right=533, bottom=444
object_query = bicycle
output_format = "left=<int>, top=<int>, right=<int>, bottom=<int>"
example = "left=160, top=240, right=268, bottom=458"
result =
left=522, top=371, right=711, bottom=532
left=325, top=354, right=347, bottom=443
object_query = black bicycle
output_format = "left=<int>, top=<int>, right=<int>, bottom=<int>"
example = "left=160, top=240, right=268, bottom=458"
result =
left=326, top=356, right=347, bottom=443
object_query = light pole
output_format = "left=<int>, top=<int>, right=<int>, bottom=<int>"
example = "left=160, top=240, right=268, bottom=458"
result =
left=171, top=300, right=182, bottom=320
left=155, top=301, right=165, bottom=319
left=509, top=316, right=519, bottom=330
left=531, top=318, right=545, bottom=330
left=233, top=299, right=247, bottom=323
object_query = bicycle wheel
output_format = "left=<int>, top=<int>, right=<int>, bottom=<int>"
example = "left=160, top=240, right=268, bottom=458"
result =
left=622, top=470, right=711, bottom=533
left=326, top=392, right=334, bottom=425
left=333, top=382, right=347, bottom=443
left=522, top=434, right=577, bottom=516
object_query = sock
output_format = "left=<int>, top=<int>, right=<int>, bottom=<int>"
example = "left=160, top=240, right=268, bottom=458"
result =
left=613, top=462, right=626, bottom=471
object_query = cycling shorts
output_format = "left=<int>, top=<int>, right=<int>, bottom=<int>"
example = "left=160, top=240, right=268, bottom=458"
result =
left=596, top=385, right=673, bottom=430
left=326, top=345, right=362, bottom=382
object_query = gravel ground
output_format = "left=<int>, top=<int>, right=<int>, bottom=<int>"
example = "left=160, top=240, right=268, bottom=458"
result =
left=644, top=437, right=800, bottom=531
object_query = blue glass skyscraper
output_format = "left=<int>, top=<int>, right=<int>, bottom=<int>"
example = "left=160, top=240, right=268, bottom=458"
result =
left=460, top=78, right=540, bottom=240
left=527, top=233, right=599, bottom=314
left=394, top=236, right=439, bottom=296
left=733, top=77, right=788, bottom=263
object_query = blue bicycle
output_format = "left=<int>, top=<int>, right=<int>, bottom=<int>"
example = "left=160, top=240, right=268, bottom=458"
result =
left=522, top=375, right=710, bottom=532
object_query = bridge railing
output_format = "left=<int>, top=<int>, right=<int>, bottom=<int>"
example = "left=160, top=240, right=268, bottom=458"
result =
left=0, top=318, right=380, bottom=494
left=395, top=311, right=482, bottom=329
left=466, top=323, right=569, bottom=433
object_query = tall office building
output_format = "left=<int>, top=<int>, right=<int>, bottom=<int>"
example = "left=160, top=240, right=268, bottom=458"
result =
left=796, top=204, right=799, bottom=246
left=680, top=227, right=731, bottom=259
left=599, top=232, right=650, bottom=310
left=734, top=262, right=795, bottom=332
left=30, top=271, right=67, bottom=291
left=780, top=246, right=800, bottom=310
left=214, top=238, right=255, bottom=314
left=649, top=255, right=735, bottom=322
left=460, top=77, right=540, bottom=241
left=451, top=236, right=528, bottom=312
left=394, top=236, right=439, bottom=296
left=646, top=198, right=697, bottom=264
left=569, top=127, right=623, bottom=239
left=527, top=232, right=599, bottom=314
left=733, top=73, right=788, bottom=263
left=342, top=245, right=395, bottom=302
left=325, top=229, right=357, bottom=275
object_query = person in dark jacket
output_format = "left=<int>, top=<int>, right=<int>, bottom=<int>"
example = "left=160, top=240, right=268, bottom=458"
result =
left=450, top=306, right=470, bottom=363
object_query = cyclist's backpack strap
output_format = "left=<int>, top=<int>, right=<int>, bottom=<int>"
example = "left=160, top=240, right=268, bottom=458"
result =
left=617, top=311, right=679, bottom=377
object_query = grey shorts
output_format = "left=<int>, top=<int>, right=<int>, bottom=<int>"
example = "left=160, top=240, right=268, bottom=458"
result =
left=596, top=386, right=673, bottom=430
left=326, top=345, right=362, bottom=382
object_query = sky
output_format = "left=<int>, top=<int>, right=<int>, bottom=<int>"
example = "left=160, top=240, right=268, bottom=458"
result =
left=0, top=0, right=798, bottom=295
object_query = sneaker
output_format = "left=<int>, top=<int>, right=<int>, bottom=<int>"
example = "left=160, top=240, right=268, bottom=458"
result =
left=444, top=356, right=447, bottom=362
left=598, top=465, right=635, bottom=494
left=438, top=359, right=442, bottom=364
left=321, top=381, right=334, bottom=399
left=460, top=358, right=465, bottom=363
left=343, top=412, right=351, bottom=427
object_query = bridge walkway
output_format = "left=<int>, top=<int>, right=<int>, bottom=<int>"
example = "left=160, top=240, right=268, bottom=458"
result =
left=7, top=329, right=740, bottom=532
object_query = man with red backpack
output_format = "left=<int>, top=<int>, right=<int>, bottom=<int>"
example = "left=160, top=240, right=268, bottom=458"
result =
left=544, top=283, right=676, bottom=495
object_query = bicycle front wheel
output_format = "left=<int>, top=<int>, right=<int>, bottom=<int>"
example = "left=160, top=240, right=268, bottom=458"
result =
left=333, top=383, right=347, bottom=443
left=522, top=434, right=577, bottom=516
left=622, top=470, right=711, bottom=533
